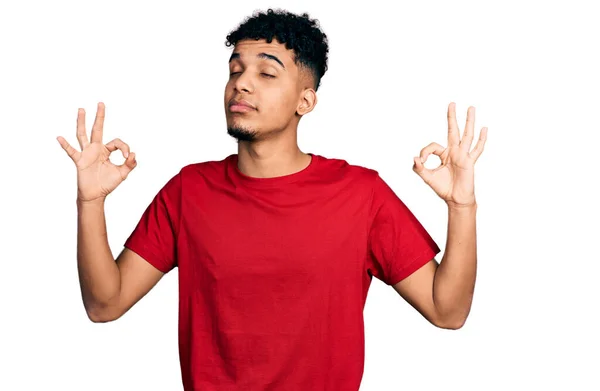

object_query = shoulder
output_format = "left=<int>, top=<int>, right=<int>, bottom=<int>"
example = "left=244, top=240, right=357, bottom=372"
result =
left=180, top=154, right=232, bottom=177
left=316, top=153, right=380, bottom=186
left=174, top=154, right=234, bottom=187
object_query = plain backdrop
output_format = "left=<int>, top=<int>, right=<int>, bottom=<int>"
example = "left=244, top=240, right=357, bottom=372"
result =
left=1, top=0, right=598, bottom=390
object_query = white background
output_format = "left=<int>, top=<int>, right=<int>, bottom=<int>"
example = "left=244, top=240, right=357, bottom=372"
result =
left=1, top=0, right=598, bottom=390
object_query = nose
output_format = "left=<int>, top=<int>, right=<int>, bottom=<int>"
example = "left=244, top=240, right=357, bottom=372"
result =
left=233, top=71, right=253, bottom=94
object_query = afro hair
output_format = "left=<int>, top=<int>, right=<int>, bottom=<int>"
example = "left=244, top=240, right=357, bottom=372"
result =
left=225, top=8, right=329, bottom=91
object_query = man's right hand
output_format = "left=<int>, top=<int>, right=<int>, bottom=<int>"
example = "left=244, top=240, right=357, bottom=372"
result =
left=57, top=102, right=138, bottom=203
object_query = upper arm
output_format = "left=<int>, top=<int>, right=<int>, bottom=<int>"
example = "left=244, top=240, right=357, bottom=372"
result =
left=392, top=257, right=441, bottom=326
left=366, top=171, right=441, bottom=287
left=108, top=247, right=165, bottom=321
left=104, top=171, right=182, bottom=321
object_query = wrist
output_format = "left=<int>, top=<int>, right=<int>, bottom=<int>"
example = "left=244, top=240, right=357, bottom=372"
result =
left=76, top=197, right=106, bottom=207
left=446, top=200, right=477, bottom=211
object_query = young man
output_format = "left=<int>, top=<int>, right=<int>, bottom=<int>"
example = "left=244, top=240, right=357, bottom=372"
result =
left=57, top=8, right=487, bottom=391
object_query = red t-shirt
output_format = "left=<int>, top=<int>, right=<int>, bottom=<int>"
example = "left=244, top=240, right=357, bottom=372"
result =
left=124, top=153, right=441, bottom=390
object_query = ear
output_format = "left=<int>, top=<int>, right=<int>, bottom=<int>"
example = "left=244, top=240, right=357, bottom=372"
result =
left=297, top=88, right=317, bottom=116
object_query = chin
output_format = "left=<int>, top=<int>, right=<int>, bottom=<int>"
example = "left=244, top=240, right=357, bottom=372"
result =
left=227, top=126, right=258, bottom=142
left=227, top=117, right=247, bottom=128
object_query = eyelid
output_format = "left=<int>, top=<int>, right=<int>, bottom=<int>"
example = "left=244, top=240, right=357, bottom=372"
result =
left=229, top=71, right=276, bottom=78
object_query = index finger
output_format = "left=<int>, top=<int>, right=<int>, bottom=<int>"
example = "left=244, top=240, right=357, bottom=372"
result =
left=447, top=102, right=460, bottom=147
left=90, top=102, right=105, bottom=143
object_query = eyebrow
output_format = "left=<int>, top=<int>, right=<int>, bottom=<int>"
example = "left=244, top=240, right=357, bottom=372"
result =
left=228, top=52, right=286, bottom=70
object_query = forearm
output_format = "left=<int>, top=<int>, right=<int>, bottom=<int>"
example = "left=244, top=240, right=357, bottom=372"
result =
left=433, top=203, right=477, bottom=328
left=77, top=198, right=121, bottom=320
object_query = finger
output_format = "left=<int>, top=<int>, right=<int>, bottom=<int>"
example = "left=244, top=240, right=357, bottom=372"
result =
left=447, top=102, right=460, bottom=147
left=57, top=136, right=81, bottom=162
left=413, top=156, right=432, bottom=182
left=419, top=142, right=446, bottom=164
left=118, top=152, right=137, bottom=179
left=470, top=127, right=488, bottom=162
left=461, top=106, right=476, bottom=152
left=76, top=108, right=89, bottom=150
left=90, top=102, right=105, bottom=144
left=105, top=138, right=130, bottom=158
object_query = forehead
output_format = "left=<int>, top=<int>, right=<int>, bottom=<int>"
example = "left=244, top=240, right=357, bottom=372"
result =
left=230, top=39, right=295, bottom=67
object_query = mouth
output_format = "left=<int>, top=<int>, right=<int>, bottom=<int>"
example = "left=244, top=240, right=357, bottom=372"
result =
left=229, top=104, right=256, bottom=113
left=229, top=98, right=256, bottom=113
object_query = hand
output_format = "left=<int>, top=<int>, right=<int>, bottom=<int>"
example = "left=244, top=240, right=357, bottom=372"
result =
left=412, top=102, right=487, bottom=208
left=57, top=102, right=137, bottom=203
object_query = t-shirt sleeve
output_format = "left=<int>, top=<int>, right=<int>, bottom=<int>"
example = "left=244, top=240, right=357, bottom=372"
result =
left=366, top=172, right=441, bottom=286
left=123, top=171, right=182, bottom=274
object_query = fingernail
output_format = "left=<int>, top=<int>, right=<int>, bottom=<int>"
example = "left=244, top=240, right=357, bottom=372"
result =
left=125, top=152, right=129, bottom=158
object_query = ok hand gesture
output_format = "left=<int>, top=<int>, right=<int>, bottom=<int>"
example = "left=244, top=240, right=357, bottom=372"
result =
left=412, top=102, right=487, bottom=208
left=57, top=102, right=137, bottom=203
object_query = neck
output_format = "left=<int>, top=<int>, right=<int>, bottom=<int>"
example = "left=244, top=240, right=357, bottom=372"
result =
left=236, top=141, right=311, bottom=179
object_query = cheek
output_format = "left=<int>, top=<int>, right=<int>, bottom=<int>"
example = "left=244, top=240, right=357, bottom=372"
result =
left=268, top=86, right=297, bottom=112
left=224, top=81, right=234, bottom=95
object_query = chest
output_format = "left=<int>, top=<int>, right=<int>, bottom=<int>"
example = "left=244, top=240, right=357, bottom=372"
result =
left=177, top=188, right=370, bottom=293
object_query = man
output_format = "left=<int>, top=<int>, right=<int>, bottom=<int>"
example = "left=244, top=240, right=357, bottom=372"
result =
left=57, top=8, right=487, bottom=391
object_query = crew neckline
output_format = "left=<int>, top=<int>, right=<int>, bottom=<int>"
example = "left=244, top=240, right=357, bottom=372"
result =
left=227, top=153, right=319, bottom=188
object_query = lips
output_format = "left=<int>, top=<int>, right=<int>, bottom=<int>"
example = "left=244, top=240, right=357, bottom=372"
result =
left=229, top=99, right=255, bottom=109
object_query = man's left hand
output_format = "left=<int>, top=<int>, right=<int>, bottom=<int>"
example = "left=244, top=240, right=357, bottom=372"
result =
left=412, top=102, right=488, bottom=208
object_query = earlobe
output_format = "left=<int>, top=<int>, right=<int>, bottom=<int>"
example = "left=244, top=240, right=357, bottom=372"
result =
left=298, top=103, right=311, bottom=115
left=297, top=101, right=308, bottom=115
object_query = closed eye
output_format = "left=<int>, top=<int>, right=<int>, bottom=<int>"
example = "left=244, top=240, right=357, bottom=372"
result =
left=229, top=72, right=275, bottom=78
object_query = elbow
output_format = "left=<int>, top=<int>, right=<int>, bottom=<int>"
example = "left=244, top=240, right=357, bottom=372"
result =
left=430, top=302, right=471, bottom=330
left=85, top=303, right=121, bottom=323
left=88, top=315, right=106, bottom=323
left=87, top=311, right=113, bottom=323
left=432, top=310, right=468, bottom=330
left=434, top=317, right=466, bottom=330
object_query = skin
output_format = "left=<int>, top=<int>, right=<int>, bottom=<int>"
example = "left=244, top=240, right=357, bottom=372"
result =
left=57, top=103, right=162, bottom=322
left=224, top=38, right=317, bottom=178
left=393, top=103, right=487, bottom=329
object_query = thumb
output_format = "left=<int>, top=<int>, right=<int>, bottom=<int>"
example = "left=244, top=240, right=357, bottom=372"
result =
left=412, top=156, right=431, bottom=181
left=118, top=152, right=137, bottom=179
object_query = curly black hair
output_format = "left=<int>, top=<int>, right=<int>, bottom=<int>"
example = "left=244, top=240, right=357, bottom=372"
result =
left=225, top=8, right=329, bottom=91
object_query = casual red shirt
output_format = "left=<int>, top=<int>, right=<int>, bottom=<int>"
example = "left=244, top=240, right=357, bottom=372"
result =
left=124, top=153, right=441, bottom=390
